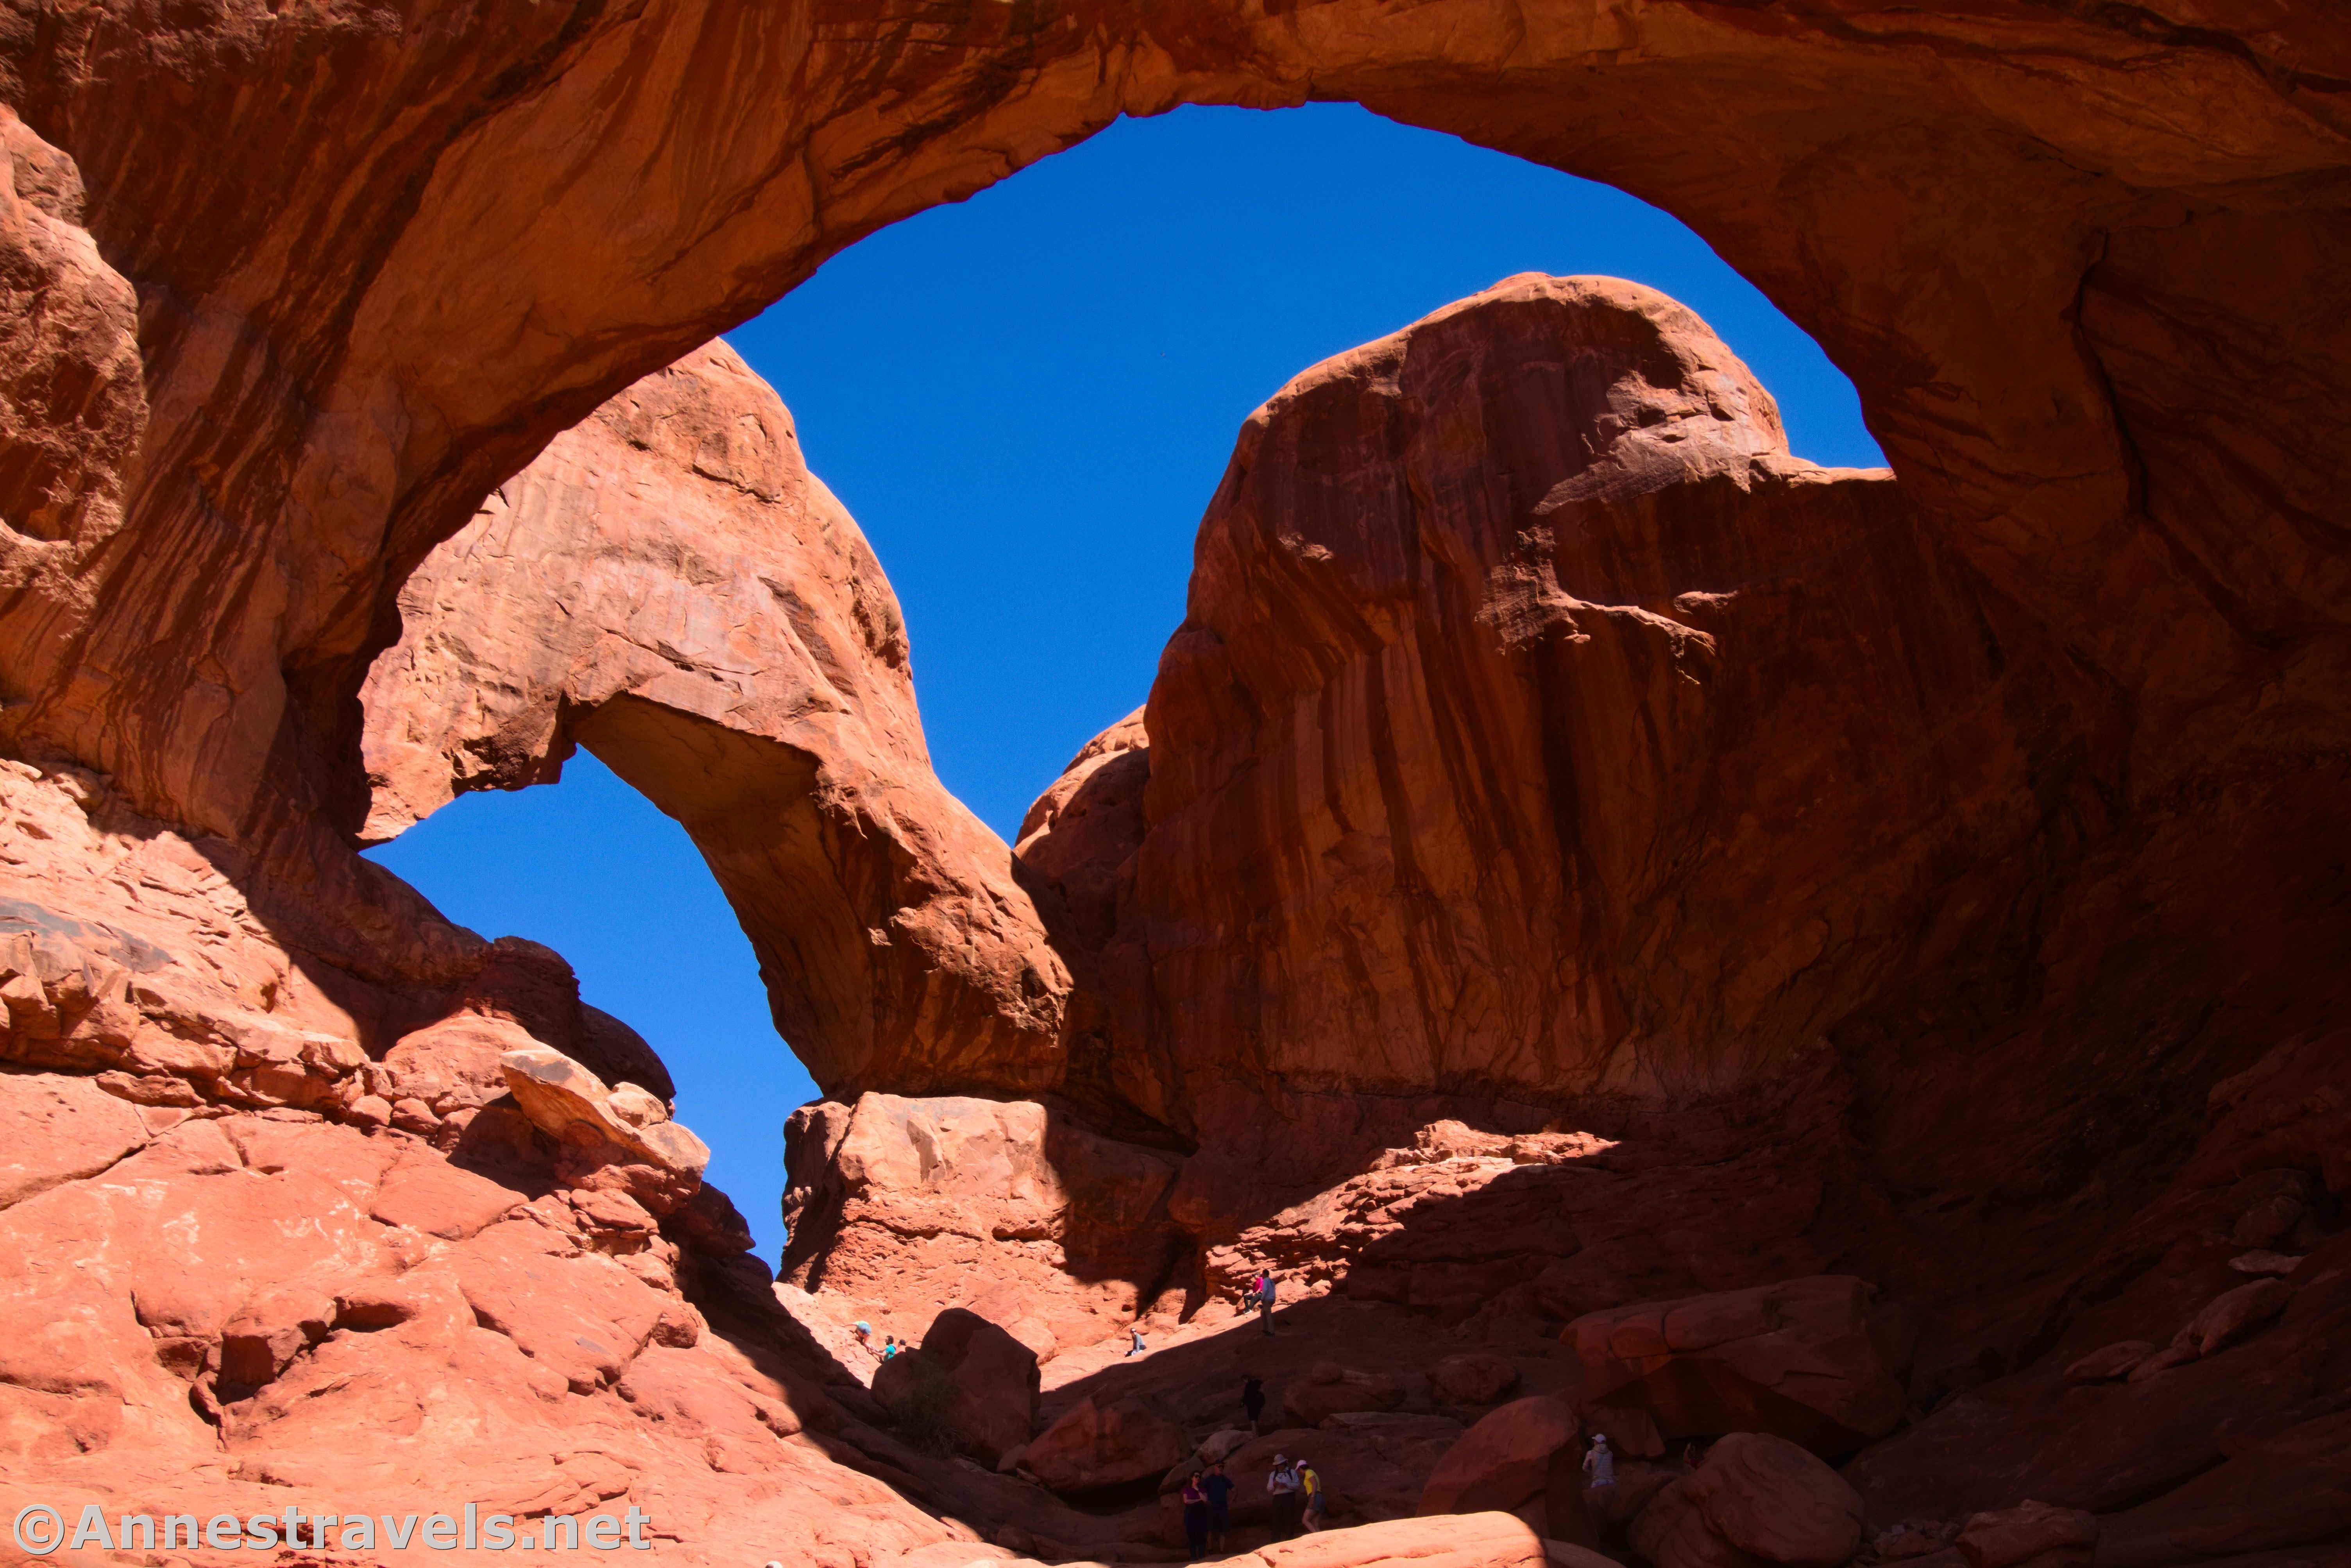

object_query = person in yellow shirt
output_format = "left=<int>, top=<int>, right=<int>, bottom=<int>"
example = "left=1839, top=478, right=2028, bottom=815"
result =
left=1299, top=1463, right=1327, bottom=1532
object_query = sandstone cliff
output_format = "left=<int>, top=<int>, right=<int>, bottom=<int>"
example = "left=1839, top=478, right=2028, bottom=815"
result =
left=1007, top=278, right=2350, bottom=1403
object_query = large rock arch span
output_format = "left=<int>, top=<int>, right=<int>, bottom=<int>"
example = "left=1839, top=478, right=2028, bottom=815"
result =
left=0, top=0, right=2341, bottom=865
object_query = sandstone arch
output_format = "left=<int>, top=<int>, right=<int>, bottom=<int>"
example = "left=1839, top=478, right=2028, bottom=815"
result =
left=0, top=1, right=2341, bottom=864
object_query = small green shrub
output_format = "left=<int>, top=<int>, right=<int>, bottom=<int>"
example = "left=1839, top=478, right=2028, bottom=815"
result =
left=880, top=1357, right=957, bottom=1457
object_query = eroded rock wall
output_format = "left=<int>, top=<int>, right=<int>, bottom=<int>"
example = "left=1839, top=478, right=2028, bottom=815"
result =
left=991, top=279, right=2351, bottom=1516
left=0, top=0, right=2338, bottom=906
left=779, top=1092, right=1186, bottom=1361
left=0, top=757, right=923, bottom=1562
left=1120, top=275, right=2064, bottom=1149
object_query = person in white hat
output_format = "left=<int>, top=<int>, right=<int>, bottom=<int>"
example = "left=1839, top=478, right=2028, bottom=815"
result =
left=1583, top=1432, right=1615, bottom=1489
left=1267, top=1453, right=1303, bottom=1538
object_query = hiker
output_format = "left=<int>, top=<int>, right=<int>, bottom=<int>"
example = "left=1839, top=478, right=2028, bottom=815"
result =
left=1126, top=1325, right=1147, bottom=1358
left=880, top=1335, right=898, bottom=1362
left=1266, top=1455, right=1302, bottom=1540
left=1204, top=1460, right=1235, bottom=1552
left=1298, top=1461, right=1327, bottom=1533
left=1181, top=1471, right=1211, bottom=1561
left=1583, top=1433, right=1614, bottom=1490
left=1256, top=1272, right=1277, bottom=1337
left=1241, top=1375, right=1266, bottom=1431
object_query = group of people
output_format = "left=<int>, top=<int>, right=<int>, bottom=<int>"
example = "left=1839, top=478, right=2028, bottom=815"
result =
left=1177, top=1453, right=1324, bottom=1561
left=858, top=1289, right=1627, bottom=1564
left=1245, top=1270, right=1277, bottom=1335
left=1134, top=1270, right=1281, bottom=1364
left=852, top=1321, right=910, bottom=1362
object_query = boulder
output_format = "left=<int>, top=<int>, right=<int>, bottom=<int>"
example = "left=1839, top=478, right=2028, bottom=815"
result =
left=2227, top=1251, right=2302, bottom=1277
left=871, top=1307, right=1040, bottom=1464
left=499, top=1044, right=710, bottom=1198
left=1419, top=1395, right=1592, bottom=1545
left=1433, top=1353, right=1522, bottom=1406
left=1631, top=1434, right=1863, bottom=1568
left=778, top=1093, right=1180, bottom=1357
left=1023, top=1394, right=1191, bottom=1493
left=2177, top=1279, right=2292, bottom=1357
left=1956, top=1502, right=2097, bottom=1568
left=1288, top=1362, right=1410, bottom=1427
left=1571, top=1278, right=1908, bottom=1455
left=1589, top=1460, right=1689, bottom=1530
left=2061, top=1342, right=2153, bottom=1385
left=1255, top=1511, right=1549, bottom=1568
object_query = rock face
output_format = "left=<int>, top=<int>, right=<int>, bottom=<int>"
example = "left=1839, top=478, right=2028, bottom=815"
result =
left=0, top=768, right=971, bottom=1566
left=1956, top=1502, right=2097, bottom=1568
left=1286, top=1362, right=1409, bottom=1428
left=1630, top=1434, right=1864, bottom=1568
left=1569, top=1277, right=1910, bottom=1456
left=871, top=1307, right=1041, bottom=1464
left=779, top=1092, right=1185, bottom=1356
left=1023, top=1394, right=1192, bottom=1493
left=1431, top=1353, right=1521, bottom=1408
left=1419, top=1395, right=1591, bottom=1545
left=363, top=339, right=1069, bottom=1102
left=1097, top=274, right=2065, bottom=1217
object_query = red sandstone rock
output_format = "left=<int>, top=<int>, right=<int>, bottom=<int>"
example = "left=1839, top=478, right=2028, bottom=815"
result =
left=1016, top=707, right=1150, bottom=955
left=873, top=1307, right=1042, bottom=1465
left=1571, top=1278, right=1907, bottom=1456
left=363, top=340, right=1070, bottom=1103
left=1419, top=1396, right=1591, bottom=1544
left=2177, top=1278, right=2292, bottom=1357
left=368, top=1145, right=526, bottom=1240
left=1252, top=1511, right=1549, bottom=1568
left=1023, top=1394, right=1192, bottom=1493
left=1956, top=1502, right=2097, bottom=1568
left=1632, top=1434, right=1864, bottom=1568
left=0, top=1069, right=145, bottom=1208
left=499, top=1043, right=709, bottom=1198
left=1432, top=1353, right=1521, bottom=1407
left=1287, top=1363, right=1410, bottom=1428
left=780, top=1092, right=1181, bottom=1354
left=2061, top=1342, right=2152, bottom=1385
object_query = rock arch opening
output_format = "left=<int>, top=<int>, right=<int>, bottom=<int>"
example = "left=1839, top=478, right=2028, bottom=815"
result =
left=351, top=102, right=1891, bottom=1264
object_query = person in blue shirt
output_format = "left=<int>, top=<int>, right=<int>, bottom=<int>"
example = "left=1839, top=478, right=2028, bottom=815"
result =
left=1203, top=1460, right=1235, bottom=1552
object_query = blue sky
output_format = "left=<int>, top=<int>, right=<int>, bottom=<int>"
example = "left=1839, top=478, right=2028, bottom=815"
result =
left=364, top=104, right=1883, bottom=1261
